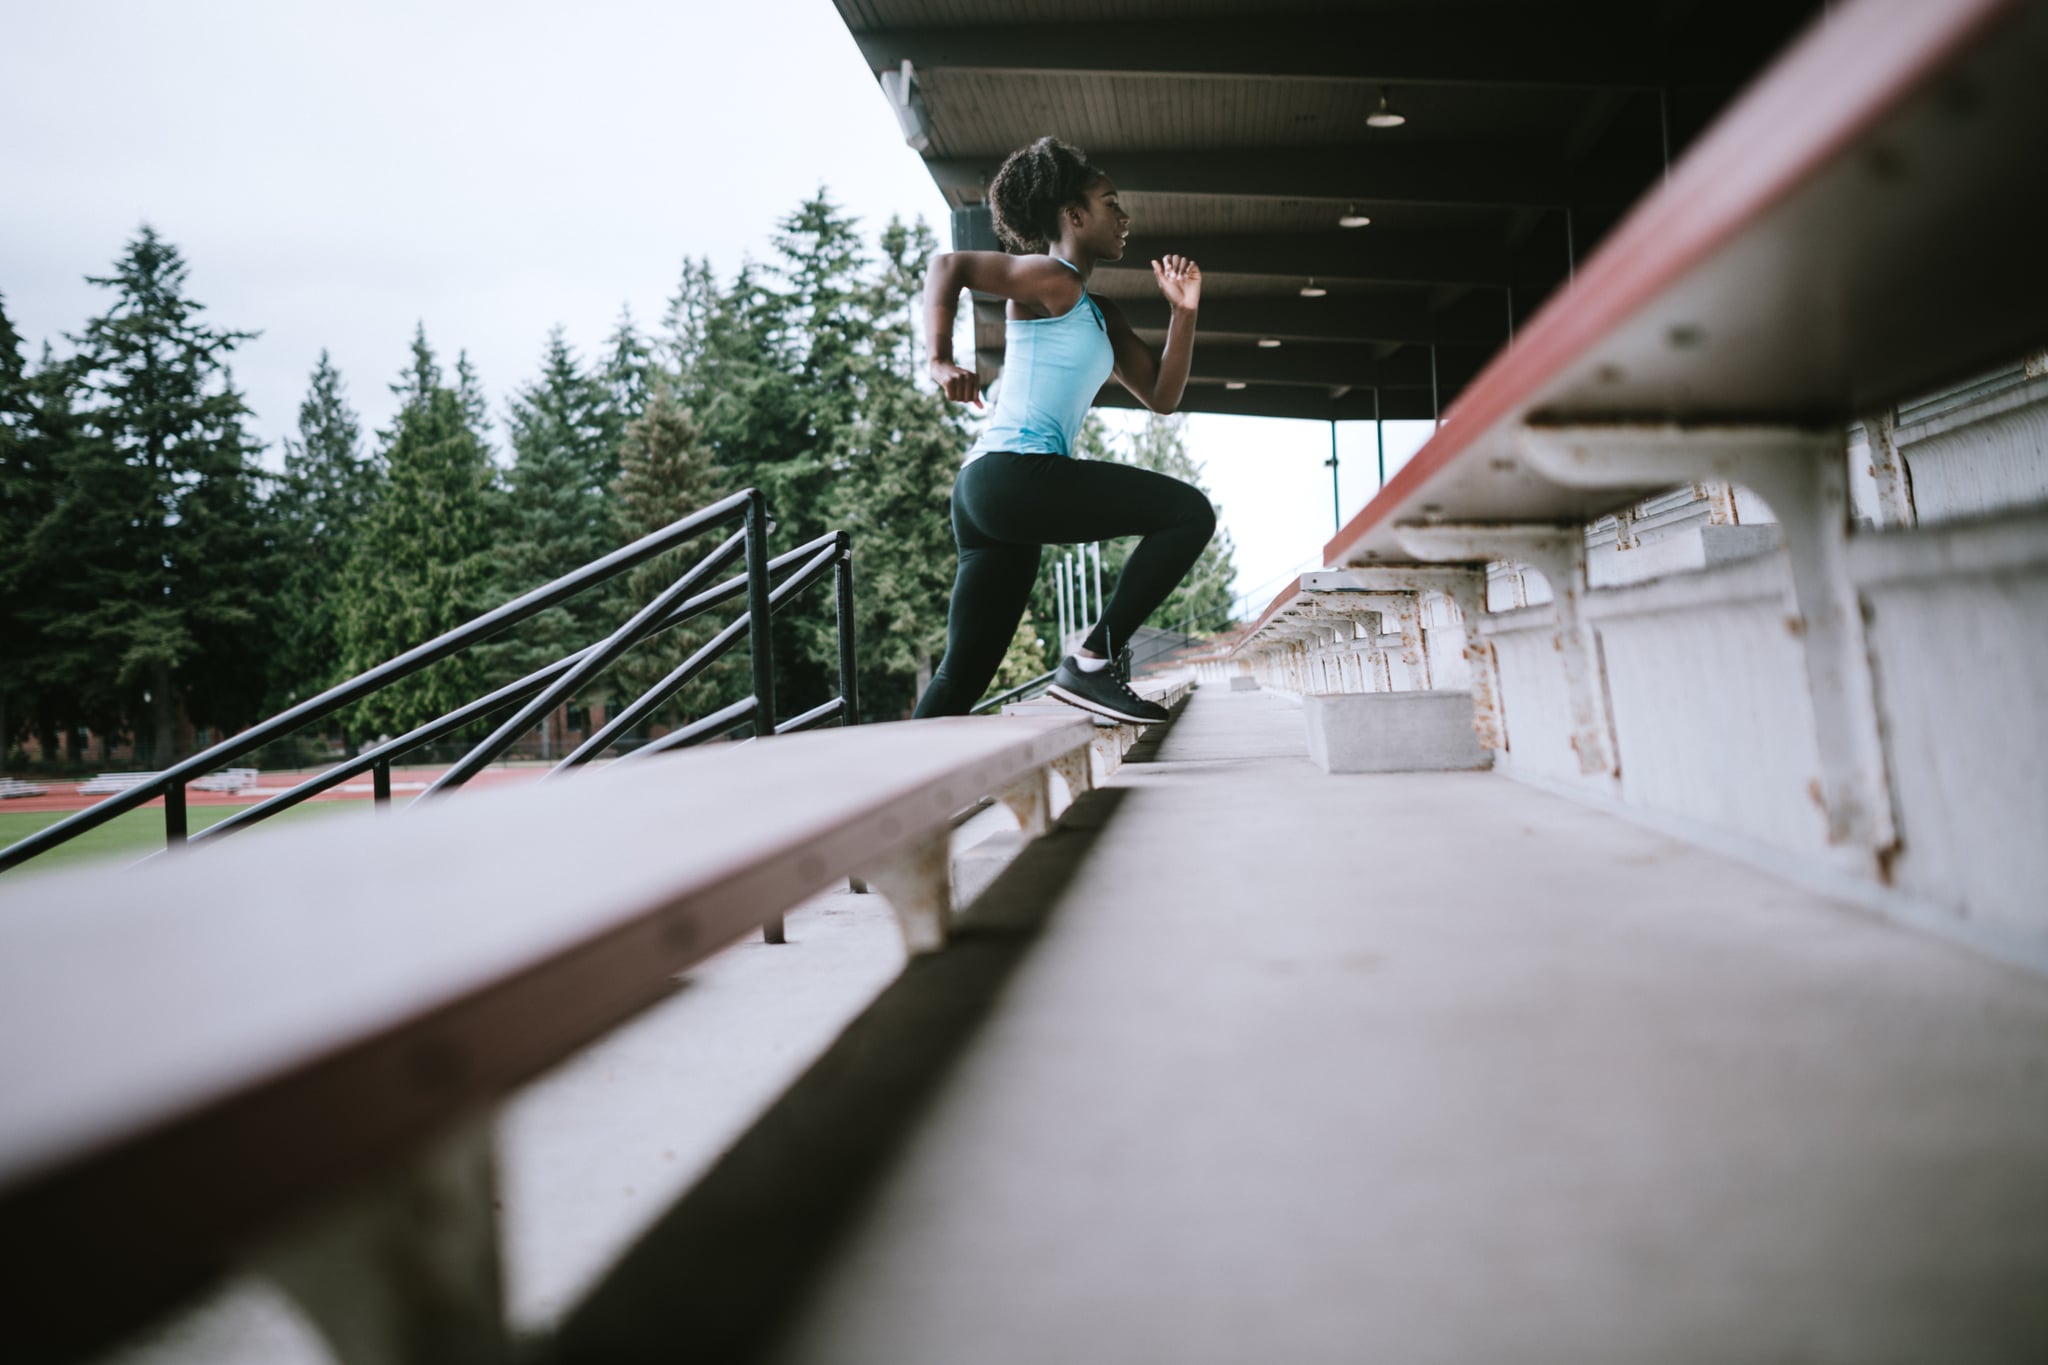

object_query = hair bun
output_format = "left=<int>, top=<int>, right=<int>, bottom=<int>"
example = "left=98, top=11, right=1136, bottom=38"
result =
left=987, top=137, right=1103, bottom=254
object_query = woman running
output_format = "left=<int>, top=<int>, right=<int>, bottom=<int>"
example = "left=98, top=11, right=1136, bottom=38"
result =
left=913, top=136, right=1214, bottom=725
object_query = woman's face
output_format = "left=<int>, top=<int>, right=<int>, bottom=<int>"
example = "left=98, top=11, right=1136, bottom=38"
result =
left=1068, top=176, right=1131, bottom=261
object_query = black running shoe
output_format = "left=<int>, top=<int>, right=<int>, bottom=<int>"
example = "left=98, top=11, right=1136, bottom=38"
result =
left=1114, top=643, right=1134, bottom=684
left=1048, top=655, right=1170, bottom=725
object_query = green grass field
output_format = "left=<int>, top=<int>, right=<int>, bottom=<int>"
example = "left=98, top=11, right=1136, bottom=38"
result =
left=0, top=800, right=362, bottom=879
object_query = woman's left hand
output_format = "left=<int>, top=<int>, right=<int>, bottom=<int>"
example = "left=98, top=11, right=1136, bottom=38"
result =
left=1153, top=254, right=1201, bottom=312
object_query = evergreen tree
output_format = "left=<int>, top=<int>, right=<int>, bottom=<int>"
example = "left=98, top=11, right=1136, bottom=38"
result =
left=455, top=350, right=492, bottom=441
left=659, top=258, right=719, bottom=387
left=606, top=380, right=739, bottom=730
left=273, top=351, right=377, bottom=715
left=58, top=228, right=276, bottom=761
left=748, top=190, right=876, bottom=715
left=0, top=292, right=23, bottom=413
left=674, top=256, right=814, bottom=715
left=599, top=305, right=654, bottom=442
left=334, top=326, right=501, bottom=737
left=774, top=190, right=872, bottom=444
left=11, top=346, right=127, bottom=758
left=827, top=216, right=971, bottom=718
left=691, top=260, right=804, bottom=494
left=0, top=295, right=39, bottom=760
left=479, top=327, right=619, bottom=729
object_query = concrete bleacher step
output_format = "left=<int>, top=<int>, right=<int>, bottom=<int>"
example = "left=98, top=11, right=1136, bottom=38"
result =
left=552, top=685, right=2048, bottom=1364
left=1001, top=676, right=1193, bottom=785
left=1, top=714, right=1106, bottom=1364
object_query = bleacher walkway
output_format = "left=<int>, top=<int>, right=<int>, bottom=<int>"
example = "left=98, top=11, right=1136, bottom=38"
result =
left=554, top=683, right=2048, bottom=1365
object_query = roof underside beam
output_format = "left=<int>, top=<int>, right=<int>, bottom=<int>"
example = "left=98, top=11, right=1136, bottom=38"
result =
left=1112, top=295, right=1508, bottom=348
left=1095, top=231, right=1519, bottom=289
left=928, top=145, right=1656, bottom=212
left=1096, top=384, right=1451, bottom=423
left=1158, top=343, right=1488, bottom=389
left=852, top=18, right=1786, bottom=90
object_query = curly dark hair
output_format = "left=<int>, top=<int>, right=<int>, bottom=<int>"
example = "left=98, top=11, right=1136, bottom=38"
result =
left=987, top=136, right=1105, bottom=254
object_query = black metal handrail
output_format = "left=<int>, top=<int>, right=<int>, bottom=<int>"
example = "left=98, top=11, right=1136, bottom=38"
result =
left=970, top=670, right=1057, bottom=715
left=183, top=531, right=847, bottom=850
left=552, top=533, right=847, bottom=774
left=0, top=489, right=861, bottom=875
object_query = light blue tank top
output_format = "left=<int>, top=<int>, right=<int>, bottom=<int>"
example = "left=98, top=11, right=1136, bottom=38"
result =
left=966, top=257, right=1115, bottom=460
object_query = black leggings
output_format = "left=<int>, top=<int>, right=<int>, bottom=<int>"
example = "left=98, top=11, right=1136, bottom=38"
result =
left=913, top=451, right=1217, bottom=718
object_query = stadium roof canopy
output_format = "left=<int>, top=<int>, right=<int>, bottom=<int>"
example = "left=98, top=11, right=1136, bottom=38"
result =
left=831, top=0, right=1825, bottom=422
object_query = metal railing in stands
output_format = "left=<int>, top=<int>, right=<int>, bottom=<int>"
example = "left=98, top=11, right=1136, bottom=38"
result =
left=0, top=488, right=861, bottom=879
left=970, top=671, right=1056, bottom=715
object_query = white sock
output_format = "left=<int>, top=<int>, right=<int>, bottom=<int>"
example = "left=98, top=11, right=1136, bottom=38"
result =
left=1073, top=654, right=1110, bottom=673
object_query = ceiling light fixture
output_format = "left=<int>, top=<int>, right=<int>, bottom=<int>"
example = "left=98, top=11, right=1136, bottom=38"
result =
left=1338, top=204, right=1371, bottom=229
left=1225, top=381, right=1247, bottom=390
left=1257, top=338, right=1282, bottom=349
left=1366, top=86, right=1406, bottom=130
left=1299, top=278, right=1327, bottom=298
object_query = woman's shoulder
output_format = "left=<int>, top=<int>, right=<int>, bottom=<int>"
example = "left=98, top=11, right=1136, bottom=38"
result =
left=1006, top=257, right=1089, bottom=321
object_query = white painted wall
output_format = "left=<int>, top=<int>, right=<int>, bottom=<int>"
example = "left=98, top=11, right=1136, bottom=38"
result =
left=1234, top=357, right=2048, bottom=962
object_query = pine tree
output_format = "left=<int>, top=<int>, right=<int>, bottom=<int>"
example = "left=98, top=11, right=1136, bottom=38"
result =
left=479, top=327, right=620, bottom=732
left=599, top=306, right=653, bottom=442
left=13, top=346, right=127, bottom=758
left=0, top=295, right=39, bottom=761
left=673, top=255, right=813, bottom=717
left=273, top=351, right=377, bottom=716
left=660, top=258, right=719, bottom=388
left=60, top=227, right=276, bottom=761
left=334, top=326, right=501, bottom=737
left=692, top=260, right=804, bottom=495
left=828, top=216, right=972, bottom=717
left=455, top=350, right=492, bottom=440
left=746, top=190, right=879, bottom=715
left=605, top=380, right=739, bottom=731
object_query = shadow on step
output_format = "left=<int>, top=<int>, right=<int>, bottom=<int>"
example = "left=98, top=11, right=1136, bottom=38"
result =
left=544, top=786, right=1132, bottom=1365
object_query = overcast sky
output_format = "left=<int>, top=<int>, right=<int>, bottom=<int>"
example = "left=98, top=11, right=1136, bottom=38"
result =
left=1, top=0, right=1432, bottom=616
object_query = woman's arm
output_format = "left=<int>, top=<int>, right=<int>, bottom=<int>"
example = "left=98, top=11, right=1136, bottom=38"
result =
left=925, top=251, right=1082, bottom=404
left=1100, top=254, right=1202, bottom=414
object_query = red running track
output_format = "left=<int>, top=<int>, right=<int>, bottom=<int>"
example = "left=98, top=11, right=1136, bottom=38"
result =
left=0, top=764, right=548, bottom=816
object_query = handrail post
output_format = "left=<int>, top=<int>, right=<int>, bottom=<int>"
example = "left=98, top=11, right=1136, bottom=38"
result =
left=744, top=492, right=785, bottom=945
left=373, top=759, right=392, bottom=811
left=834, top=532, right=860, bottom=727
left=164, top=781, right=188, bottom=850
left=744, top=493, right=778, bottom=738
left=834, top=532, right=869, bottom=896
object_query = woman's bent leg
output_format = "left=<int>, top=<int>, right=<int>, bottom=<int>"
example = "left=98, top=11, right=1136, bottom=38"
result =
left=913, top=538, right=1043, bottom=718
left=959, top=455, right=1216, bottom=658
left=1081, top=474, right=1216, bottom=656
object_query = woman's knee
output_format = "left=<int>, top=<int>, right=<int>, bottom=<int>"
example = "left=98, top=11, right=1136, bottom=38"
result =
left=1175, top=483, right=1217, bottom=541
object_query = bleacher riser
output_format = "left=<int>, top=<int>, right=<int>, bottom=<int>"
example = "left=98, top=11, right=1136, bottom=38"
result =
left=1232, top=370, right=2048, bottom=967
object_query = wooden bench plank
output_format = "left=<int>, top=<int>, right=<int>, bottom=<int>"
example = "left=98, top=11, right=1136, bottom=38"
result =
left=0, top=714, right=1092, bottom=1357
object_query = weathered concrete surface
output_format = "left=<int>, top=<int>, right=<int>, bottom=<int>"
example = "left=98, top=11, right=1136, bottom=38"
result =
left=1303, top=687, right=1492, bottom=772
left=91, top=889, right=913, bottom=1365
left=557, top=686, right=2048, bottom=1365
